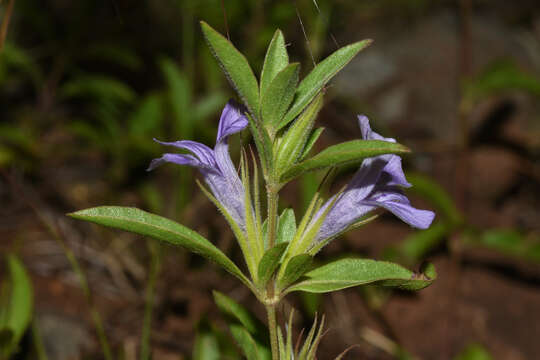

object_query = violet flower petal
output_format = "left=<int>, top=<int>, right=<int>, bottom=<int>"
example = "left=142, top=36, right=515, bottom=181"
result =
left=216, top=100, right=249, bottom=143
left=309, top=115, right=434, bottom=248
left=148, top=100, right=249, bottom=230
left=153, top=139, right=217, bottom=168
left=362, top=190, right=435, bottom=229
left=147, top=153, right=215, bottom=172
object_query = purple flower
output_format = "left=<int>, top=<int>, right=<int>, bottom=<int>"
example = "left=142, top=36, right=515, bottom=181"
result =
left=148, top=100, right=249, bottom=229
left=309, top=115, right=435, bottom=248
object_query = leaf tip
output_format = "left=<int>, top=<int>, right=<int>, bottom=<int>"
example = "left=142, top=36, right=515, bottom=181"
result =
left=66, top=211, right=81, bottom=219
left=421, top=261, right=437, bottom=280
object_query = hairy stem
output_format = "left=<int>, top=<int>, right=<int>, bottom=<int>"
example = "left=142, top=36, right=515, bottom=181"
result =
left=266, top=182, right=280, bottom=359
left=266, top=304, right=279, bottom=360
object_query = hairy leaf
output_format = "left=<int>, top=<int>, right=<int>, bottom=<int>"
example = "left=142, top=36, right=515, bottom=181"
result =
left=68, top=207, right=250, bottom=287
left=287, top=258, right=436, bottom=293
left=278, top=254, right=313, bottom=289
left=275, top=93, right=324, bottom=176
left=260, top=30, right=289, bottom=97
left=200, top=21, right=260, bottom=117
left=299, top=127, right=324, bottom=162
left=276, top=208, right=296, bottom=244
left=281, top=139, right=410, bottom=182
left=261, top=63, right=299, bottom=132
left=279, top=40, right=372, bottom=129
left=258, top=242, right=289, bottom=286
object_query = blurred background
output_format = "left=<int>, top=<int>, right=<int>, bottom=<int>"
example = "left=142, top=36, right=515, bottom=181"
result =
left=1, top=0, right=540, bottom=359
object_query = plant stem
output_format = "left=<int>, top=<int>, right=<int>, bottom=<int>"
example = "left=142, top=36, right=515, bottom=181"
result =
left=266, top=304, right=279, bottom=360
left=265, top=181, right=280, bottom=359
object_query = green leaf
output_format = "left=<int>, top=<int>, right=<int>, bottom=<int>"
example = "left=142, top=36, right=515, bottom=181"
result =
left=276, top=208, right=296, bottom=244
left=1, top=255, right=33, bottom=356
left=159, top=58, right=192, bottom=137
left=275, top=92, right=324, bottom=177
left=229, top=325, right=259, bottom=360
left=280, top=39, right=372, bottom=129
left=299, top=127, right=324, bottom=162
left=0, top=43, right=43, bottom=87
left=281, top=139, right=410, bottom=183
left=260, top=30, right=289, bottom=97
left=128, top=94, right=163, bottom=136
left=464, top=60, right=540, bottom=105
left=454, top=343, right=493, bottom=360
left=229, top=325, right=271, bottom=360
left=467, top=229, right=540, bottom=263
left=68, top=207, right=250, bottom=287
left=287, top=258, right=436, bottom=293
left=278, top=254, right=313, bottom=289
left=213, top=291, right=263, bottom=335
left=193, top=328, right=220, bottom=360
left=398, top=222, right=451, bottom=263
left=407, top=173, right=462, bottom=225
left=193, top=92, right=227, bottom=122
left=60, top=74, right=136, bottom=103
left=200, top=21, right=260, bottom=117
left=261, top=63, right=299, bottom=132
left=257, top=243, right=289, bottom=286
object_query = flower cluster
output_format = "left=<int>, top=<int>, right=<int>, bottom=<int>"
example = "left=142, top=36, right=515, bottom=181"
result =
left=149, top=102, right=434, bottom=251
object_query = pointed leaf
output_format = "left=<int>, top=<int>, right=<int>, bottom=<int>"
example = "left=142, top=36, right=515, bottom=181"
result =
left=280, top=139, right=410, bottom=183
left=2, top=255, right=33, bottom=352
left=286, top=258, right=436, bottom=293
left=299, top=127, right=324, bottom=162
left=275, top=93, right=324, bottom=176
left=278, top=254, right=313, bottom=289
left=260, top=30, right=289, bottom=97
left=276, top=208, right=296, bottom=244
left=279, top=40, right=372, bottom=129
left=229, top=325, right=271, bottom=360
left=200, top=21, right=260, bottom=117
left=229, top=325, right=260, bottom=360
left=213, top=291, right=265, bottom=335
left=68, top=207, right=250, bottom=287
left=261, top=63, right=299, bottom=132
left=257, top=242, right=289, bottom=286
